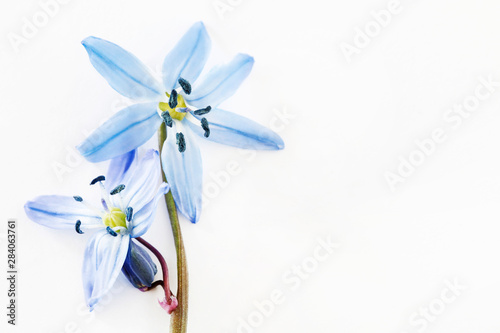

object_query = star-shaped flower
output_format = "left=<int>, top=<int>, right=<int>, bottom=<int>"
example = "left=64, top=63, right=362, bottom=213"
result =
left=25, top=149, right=170, bottom=310
left=77, top=22, right=284, bottom=223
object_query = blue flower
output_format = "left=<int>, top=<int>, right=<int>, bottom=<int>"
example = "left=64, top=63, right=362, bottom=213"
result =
left=77, top=22, right=284, bottom=223
left=24, top=149, right=169, bottom=310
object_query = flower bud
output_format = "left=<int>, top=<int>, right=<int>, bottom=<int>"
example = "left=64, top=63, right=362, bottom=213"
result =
left=122, top=240, right=157, bottom=289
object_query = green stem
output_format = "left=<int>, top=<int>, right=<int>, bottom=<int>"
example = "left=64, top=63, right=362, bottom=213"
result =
left=158, top=123, right=188, bottom=333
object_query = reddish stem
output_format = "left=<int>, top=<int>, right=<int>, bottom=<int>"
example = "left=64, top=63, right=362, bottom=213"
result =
left=136, top=237, right=173, bottom=302
left=141, top=280, right=164, bottom=291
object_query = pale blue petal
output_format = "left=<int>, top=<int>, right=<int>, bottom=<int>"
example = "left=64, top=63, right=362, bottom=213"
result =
left=82, top=230, right=130, bottom=311
left=185, top=109, right=284, bottom=150
left=130, top=183, right=170, bottom=238
left=82, top=36, right=164, bottom=101
left=106, top=149, right=138, bottom=191
left=186, top=54, right=254, bottom=108
left=25, top=196, right=102, bottom=229
left=162, top=22, right=211, bottom=92
left=77, top=102, right=162, bottom=163
left=121, top=150, right=161, bottom=209
left=161, top=127, right=202, bottom=223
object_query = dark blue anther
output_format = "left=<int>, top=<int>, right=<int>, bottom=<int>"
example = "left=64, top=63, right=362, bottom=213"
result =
left=90, top=175, right=105, bottom=185
left=110, top=184, right=126, bottom=195
left=106, top=226, right=118, bottom=237
left=193, top=106, right=211, bottom=116
left=75, top=220, right=84, bottom=234
left=161, top=111, right=173, bottom=127
left=201, top=118, right=210, bottom=138
left=126, top=207, right=133, bottom=222
left=178, top=77, right=192, bottom=95
left=73, top=196, right=83, bottom=202
left=169, top=89, right=178, bottom=109
left=176, top=132, right=186, bottom=153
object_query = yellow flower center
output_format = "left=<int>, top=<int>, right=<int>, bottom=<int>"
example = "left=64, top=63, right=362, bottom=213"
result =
left=159, top=92, right=187, bottom=121
left=102, top=207, right=127, bottom=229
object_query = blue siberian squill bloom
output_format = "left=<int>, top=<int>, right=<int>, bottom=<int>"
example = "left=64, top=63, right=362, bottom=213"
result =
left=77, top=22, right=284, bottom=223
left=24, top=149, right=170, bottom=310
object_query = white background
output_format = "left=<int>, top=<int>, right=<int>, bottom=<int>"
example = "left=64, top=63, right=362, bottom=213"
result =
left=1, top=0, right=500, bottom=332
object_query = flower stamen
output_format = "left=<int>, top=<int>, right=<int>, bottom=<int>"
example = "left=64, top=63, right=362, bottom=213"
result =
left=193, top=106, right=211, bottom=116
left=176, top=132, right=186, bottom=153
left=90, top=175, right=105, bottom=185
left=168, top=89, right=178, bottom=109
left=75, top=220, right=84, bottom=234
left=161, top=111, right=173, bottom=127
left=74, top=196, right=104, bottom=215
left=159, top=93, right=187, bottom=121
left=126, top=207, right=133, bottom=222
left=110, top=184, right=126, bottom=195
left=106, top=226, right=118, bottom=237
left=92, top=178, right=113, bottom=212
left=125, top=206, right=133, bottom=229
left=178, top=77, right=191, bottom=94
left=200, top=118, right=210, bottom=138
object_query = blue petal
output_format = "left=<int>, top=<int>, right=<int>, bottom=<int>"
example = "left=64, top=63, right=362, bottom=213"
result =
left=130, top=183, right=170, bottom=238
left=185, top=109, right=284, bottom=150
left=25, top=196, right=102, bottom=229
left=122, top=150, right=162, bottom=210
left=162, top=22, right=211, bottom=92
left=122, top=239, right=157, bottom=289
left=82, top=36, right=164, bottom=101
left=161, top=127, right=202, bottom=223
left=186, top=53, right=254, bottom=108
left=82, top=230, right=130, bottom=311
left=106, top=149, right=138, bottom=191
left=77, top=102, right=162, bottom=163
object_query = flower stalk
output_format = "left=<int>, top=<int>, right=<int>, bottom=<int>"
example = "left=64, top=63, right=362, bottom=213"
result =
left=135, top=237, right=175, bottom=311
left=159, top=122, right=189, bottom=333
